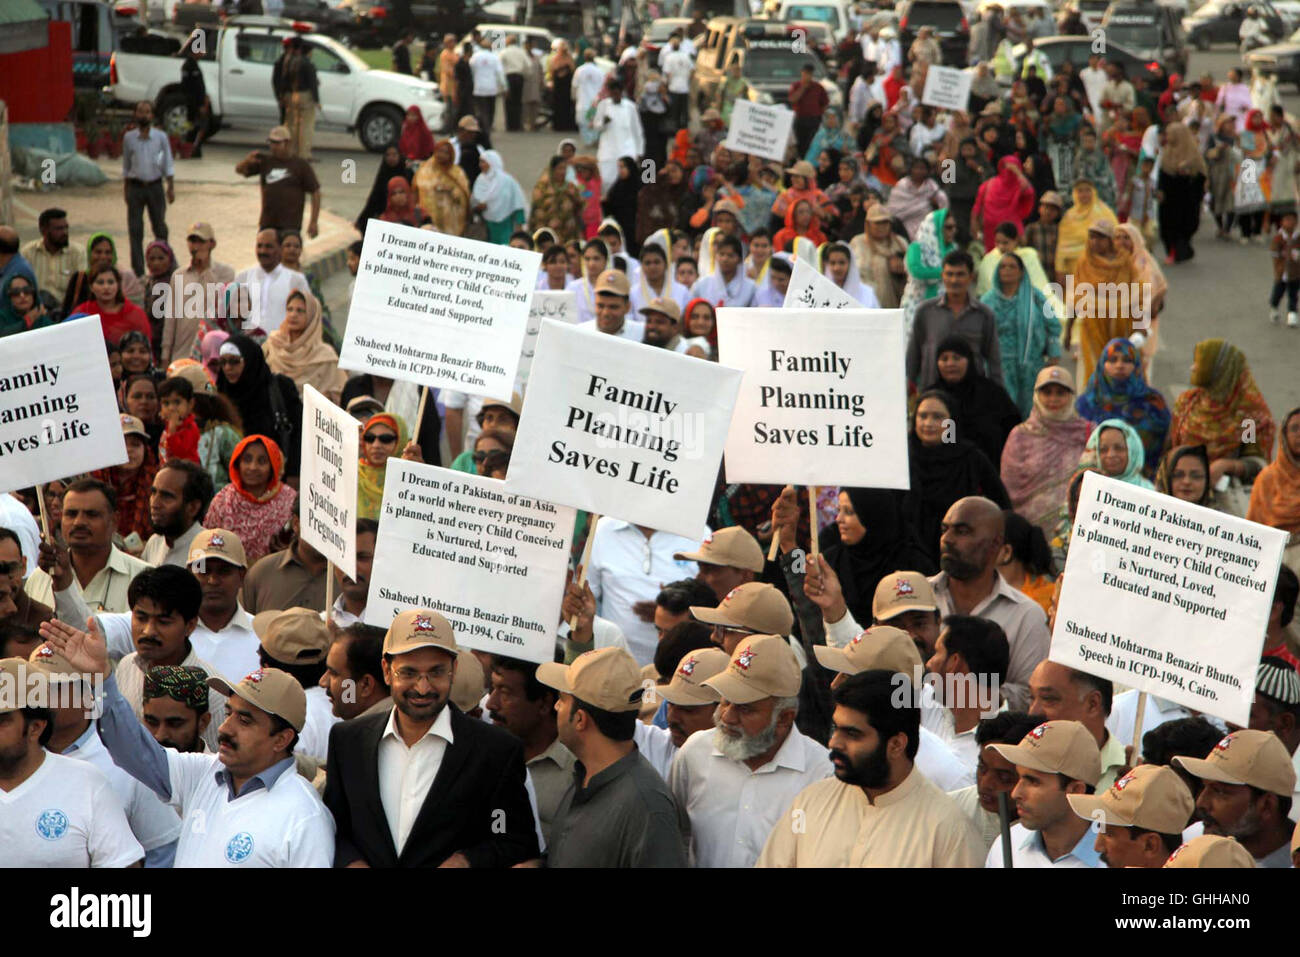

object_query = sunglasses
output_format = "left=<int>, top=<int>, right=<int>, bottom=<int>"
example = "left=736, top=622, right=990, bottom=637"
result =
left=363, top=432, right=398, bottom=445
left=8, top=286, right=34, bottom=297
left=218, top=356, right=244, bottom=366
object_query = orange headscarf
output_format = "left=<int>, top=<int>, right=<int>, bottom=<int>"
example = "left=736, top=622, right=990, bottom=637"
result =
left=1247, top=408, right=1300, bottom=533
left=228, top=434, right=284, bottom=503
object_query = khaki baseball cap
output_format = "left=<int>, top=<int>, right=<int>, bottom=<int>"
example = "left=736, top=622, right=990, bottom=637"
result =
left=785, top=160, right=817, bottom=179
left=536, top=647, right=644, bottom=713
left=1035, top=364, right=1076, bottom=393
left=990, top=720, right=1101, bottom=787
left=813, top=625, right=920, bottom=676
left=691, top=582, right=793, bottom=636
left=1088, top=219, right=1116, bottom=239
left=872, top=571, right=938, bottom=622
left=27, top=643, right=84, bottom=682
left=208, top=666, right=306, bottom=732
left=703, top=634, right=802, bottom=705
left=866, top=204, right=892, bottom=224
left=268, top=125, right=291, bottom=142
left=674, top=526, right=765, bottom=572
left=638, top=297, right=681, bottom=323
left=594, top=269, right=630, bottom=297
left=1163, top=834, right=1256, bottom=869
left=188, top=528, right=247, bottom=569
left=0, top=657, right=46, bottom=713
left=1039, top=190, right=1065, bottom=208
left=450, top=650, right=484, bottom=713
left=187, top=222, right=215, bottom=242
left=655, top=647, right=728, bottom=706
left=119, top=414, right=148, bottom=439
left=254, top=608, right=331, bottom=666
left=1067, top=764, right=1194, bottom=834
left=479, top=392, right=523, bottom=419
left=457, top=114, right=481, bottom=131
left=1172, top=729, right=1297, bottom=797
left=383, top=609, right=460, bottom=658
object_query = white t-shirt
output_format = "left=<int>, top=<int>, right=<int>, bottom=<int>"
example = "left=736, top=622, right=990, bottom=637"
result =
left=0, top=751, right=143, bottom=867
left=297, top=685, right=341, bottom=763
left=662, top=48, right=693, bottom=94
left=576, top=316, right=647, bottom=344
left=189, top=607, right=260, bottom=683
left=64, top=725, right=182, bottom=858
left=165, top=750, right=335, bottom=867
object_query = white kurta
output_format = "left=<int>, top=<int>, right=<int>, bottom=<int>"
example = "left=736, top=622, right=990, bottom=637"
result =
left=594, top=98, right=645, bottom=196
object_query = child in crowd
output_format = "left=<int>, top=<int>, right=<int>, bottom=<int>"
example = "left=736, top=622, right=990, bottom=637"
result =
left=1269, top=206, right=1300, bottom=327
left=158, top=377, right=201, bottom=465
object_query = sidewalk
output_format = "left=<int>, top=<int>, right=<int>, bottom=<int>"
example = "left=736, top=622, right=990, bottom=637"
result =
left=8, top=151, right=356, bottom=281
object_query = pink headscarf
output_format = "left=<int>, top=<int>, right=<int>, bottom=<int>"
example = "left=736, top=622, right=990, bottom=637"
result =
left=975, top=155, right=1036, bottom=251
left=201, top=330, right=230, bottom=377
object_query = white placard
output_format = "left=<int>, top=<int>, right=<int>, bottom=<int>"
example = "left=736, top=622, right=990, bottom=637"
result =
left=0, top=317, right=126, bottom=494
left=717, top=308, right=910, bottom=488
left=722, top=100, right=796, bottom=163
left=783, top=258, right=860, bottom=310
left=1051, top=472, right=1287, bottom=727
left=519, top=290, right=577, bottom=391
left=300, top=385, right=358, bottom=580
left=340, top=222, right=542, bottom=400
left=504, top=320, right=743, bottom=540
left=365, top=461, right=574, bottom=664
left=921, top=65, right=972, bottom=112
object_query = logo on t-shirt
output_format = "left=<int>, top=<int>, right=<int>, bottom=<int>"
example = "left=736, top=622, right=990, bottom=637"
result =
left=225, top=832, right=255, bottom=863
left=36, top=809, right=69, bottom=841
left=264, top=167, right=291, bottom=186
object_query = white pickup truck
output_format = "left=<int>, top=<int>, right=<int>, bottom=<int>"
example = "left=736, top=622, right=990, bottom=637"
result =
left=109, top=17, right=445, bottom=151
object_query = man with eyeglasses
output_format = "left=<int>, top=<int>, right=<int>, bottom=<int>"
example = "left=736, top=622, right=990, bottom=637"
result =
left=0, top=528, right=51, bottom=628
left=444, top=391, right=521, bottom=471
left=323, top=609, right=539, bottom=867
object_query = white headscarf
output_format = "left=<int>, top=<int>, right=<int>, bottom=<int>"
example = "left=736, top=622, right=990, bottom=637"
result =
left=472, top=150, right=527, bottom=222
left=820, top=241, right=878, bottom=306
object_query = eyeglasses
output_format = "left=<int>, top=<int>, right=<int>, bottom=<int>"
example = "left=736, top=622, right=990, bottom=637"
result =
left=472, top=450, right=491, bottom=462
left=363, top=432, right=398, bottom=445
left=392, top=666, right=452, bottom=682
left=218, top=356, right=243, bottom=366
left=8, top=286, right=34, bottom=298
left=1171, top=470, right=1207, bottom=482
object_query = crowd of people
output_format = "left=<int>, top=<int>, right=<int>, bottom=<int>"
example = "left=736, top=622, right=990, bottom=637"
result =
left=2, top=6, right=1300, bottom=872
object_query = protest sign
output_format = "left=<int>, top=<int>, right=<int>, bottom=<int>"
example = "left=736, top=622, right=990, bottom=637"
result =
left=299, top=386, right=358, bottom=580
left=716, top=308, right=910, bottom=488
left=1050, top=471, right=1287, bottom=727
left=339, top=223, right=542, bottom=400
left=504, top=319, right=743, bottom=540
left=0, top=317, right=126, bottom=494
left=519, top=290, right=577, bottom=391
left=783, top=258, right=865, bottom=310
left=921, top=65, right=972, bottom=112
left=365, top=461, right=573, bottom=663
left=723, top=100, right=796, bottom=163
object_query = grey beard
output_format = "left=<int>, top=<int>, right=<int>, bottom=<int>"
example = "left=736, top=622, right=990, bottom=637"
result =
left=713, top=709, right=779, bottom=762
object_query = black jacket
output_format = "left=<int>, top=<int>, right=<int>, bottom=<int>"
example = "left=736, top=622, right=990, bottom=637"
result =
left=323, top=704, right=539, bottom=868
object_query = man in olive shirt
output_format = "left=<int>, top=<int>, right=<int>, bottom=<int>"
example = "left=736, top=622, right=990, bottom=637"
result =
left=241, top=511, right=327, bottom=614
left=537, top=647, right=689, bottom=867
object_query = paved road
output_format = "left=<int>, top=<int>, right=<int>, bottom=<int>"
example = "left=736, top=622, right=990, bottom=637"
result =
left=49, top=40, right=1300, bottom=423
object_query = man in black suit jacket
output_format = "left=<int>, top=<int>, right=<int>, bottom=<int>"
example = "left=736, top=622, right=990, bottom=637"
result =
left=323, top=609, right=539, bottom=867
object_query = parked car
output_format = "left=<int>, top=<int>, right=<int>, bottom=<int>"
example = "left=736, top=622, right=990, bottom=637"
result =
left=696, top=18, right=842, bottom=111
left=1099, top=0, right=1189, bottom=75
left=641, top=17, right=694, bottom=57
left=1183, top=0, right=1289, bottom=49
left=110, top=16, right=445, bottom=150
left=777, top=0, right=856, bottom=41
left=1246, top=25, right=1300, bottom=88
left=897, top=0, right=970, bottom=66
left=343, top=0, right=502, bottom=49
left=1006, top=35, right=1161, bottom=78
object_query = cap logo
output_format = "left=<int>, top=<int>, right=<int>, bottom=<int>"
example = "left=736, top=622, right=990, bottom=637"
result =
left=1027, top=723, right=1049, bottom=742
left=701, top=533, right=714, bottom=546
left=35, top=644, right=54, bottom=658
left=850, top=630, right=867, bottom=646
left=1111, top=770, right=1137, bottom=793
left=243, top=668, right=265, bottom=684
left=411, top=614, right=435, bottom=633
left=894, top=577, right=914, bottom=597
left=209, top=533, right=225, bottom=547
left=1213, top=733, right=1235, bottom=753
left=735, top=647, right=756, bottom=671
left=1166, top=842, right=1188, bottom=862
left=678, top=656, right=698, bottom=678
left=723, top=587, right=741, bottom=604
